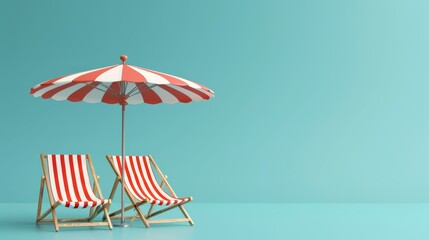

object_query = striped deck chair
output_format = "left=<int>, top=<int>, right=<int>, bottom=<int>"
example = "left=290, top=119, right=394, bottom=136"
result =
left=105, top=155, right=193, bottom=227
left=36, top=154, right=112, bottom=231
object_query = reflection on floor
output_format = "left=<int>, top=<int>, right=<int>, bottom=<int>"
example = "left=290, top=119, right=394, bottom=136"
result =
left=2, top=203, right=429, bottom=240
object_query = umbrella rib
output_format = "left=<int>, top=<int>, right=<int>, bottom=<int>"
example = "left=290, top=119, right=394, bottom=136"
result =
left=126, top=82, right=146, bottom=96
left=128, top=83, right=157, bottom=97
left=126, top=85, right=140, bottom=96
left=99, top=82, right=120, bottom=97
left=85, top=82, right=119, bottom=97
left=124, top=82, right=129, bottom=95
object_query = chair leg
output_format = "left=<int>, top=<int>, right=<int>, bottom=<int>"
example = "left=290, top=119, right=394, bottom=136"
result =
left=179, top=205, right=194, bottom=226
left=89, top=176, right=101, bottom=218
left=89, top=207, right=95, bottom=219
left=127, top=196, right=150, bottom=228
left=147, top=203, right=155, bottom=216
left=134, top=203, right=150, bottom=228
left=103, top=205, right=113, bottom=230
left=102, top=178, right=120, bottom=221
left=36, top=177, right=45, bottom=222
left=108, top=178, right=120, bottom=204
left=89, top=206, right=102, bottom=221
left=51, top=207, right=59, bottom=232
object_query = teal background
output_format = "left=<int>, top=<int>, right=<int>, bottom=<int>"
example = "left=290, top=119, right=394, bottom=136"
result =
left=1, top=0, right=429, bottom=203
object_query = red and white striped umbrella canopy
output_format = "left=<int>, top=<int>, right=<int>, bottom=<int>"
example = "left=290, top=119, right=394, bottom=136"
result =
left=30, top=55, right=214, bottom=105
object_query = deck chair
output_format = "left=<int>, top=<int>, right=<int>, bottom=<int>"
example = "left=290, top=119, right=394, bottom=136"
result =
left=36, top=154, right=113, bottom=231
left=105, top=155, right=193, bottom=227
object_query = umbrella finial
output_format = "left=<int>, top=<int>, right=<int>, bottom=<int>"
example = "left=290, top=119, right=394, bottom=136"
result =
left=120, top=55, right=128, bottom=64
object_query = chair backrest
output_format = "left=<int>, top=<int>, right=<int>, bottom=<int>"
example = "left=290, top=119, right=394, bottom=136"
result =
left=110, top=155, right=179, bottom=204
left=44, top=154, right=99, bottom=208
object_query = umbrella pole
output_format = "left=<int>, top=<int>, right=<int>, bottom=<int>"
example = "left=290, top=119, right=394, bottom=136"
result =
left=115, top=104, right=130, bottom=227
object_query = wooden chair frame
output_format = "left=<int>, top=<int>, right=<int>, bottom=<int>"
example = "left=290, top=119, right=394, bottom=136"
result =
left=36, top=153, right=113, bottom=231
left=105, top=154, right=194, bottom=227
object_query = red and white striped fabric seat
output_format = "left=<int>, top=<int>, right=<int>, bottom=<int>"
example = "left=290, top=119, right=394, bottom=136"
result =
left=46, top=154, right=109, bottom=208
left=111, top=155, right=189, bottom=206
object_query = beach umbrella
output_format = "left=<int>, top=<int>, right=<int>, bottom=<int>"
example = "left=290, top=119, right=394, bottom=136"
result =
left=30, top=55, right=214, bottom=226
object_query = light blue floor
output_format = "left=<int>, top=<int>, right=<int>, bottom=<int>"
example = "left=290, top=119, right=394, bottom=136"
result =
left=1, top=203, right=429, bottom=239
